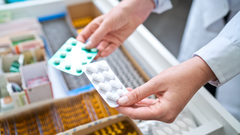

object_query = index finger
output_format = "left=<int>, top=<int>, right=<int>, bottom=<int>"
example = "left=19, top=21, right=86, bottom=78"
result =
left=115, top=102, right=163, bottom=120
left=76, top=15, right=105, bottom=43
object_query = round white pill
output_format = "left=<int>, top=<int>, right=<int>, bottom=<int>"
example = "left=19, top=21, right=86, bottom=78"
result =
left=176, top=121, right=187, bottom=129
left=99, top=83, right=111, bottom=92
left=106, top=92, right=120, bottom=101
left=72, top=40, right=77, bottom=45
left=103, top=71, right=115, bottom=80
left=82, top=59, right=87, bottom=65
left=86, top=65, right=98, bottom=73
left=60, top=52, right=66, bottom=58
left=54, top=58, right=60, bottom=65
left=91, top=48, right=98, bottom=52
left=87, top=53, right=92, bottom=59
left=117, top=89, right=128, bottom=97
left=188, top=127, right=194, bottom=131
left=76, top=67, right=82, bottom=73
left=181, top=129, right=188, bottom=134
left=65, top=63, right=71, bottom=69
left=155, top=129, right=166, bottom=135
left=163, top=127, right=173, bottom=134
left=97, top=63, right=109, bottom=71
left=110, top=80, right=122, bottom=89
left=66, top=46, right=72, bottom=51
left=183, top=117, right=194, bottom=126
left=170, top=124, right=180, bottom=132
left=92, top=74, right=104, bottom=82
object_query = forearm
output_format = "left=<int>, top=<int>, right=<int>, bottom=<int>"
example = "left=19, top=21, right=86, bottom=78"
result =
left=194, top=11, right=240, bottom=86
left=119, top=0, right=155, bottom=23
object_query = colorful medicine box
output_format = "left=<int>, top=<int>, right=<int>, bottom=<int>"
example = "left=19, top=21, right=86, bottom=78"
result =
left=48, top=37, right=98, bottom=76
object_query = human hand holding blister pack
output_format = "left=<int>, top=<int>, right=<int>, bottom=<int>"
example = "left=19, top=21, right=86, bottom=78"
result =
left=48, top=37, right=98, bottom=76
left=83, top=60, right=129, bottom=107
left=48, top=38, right=129, bottom=107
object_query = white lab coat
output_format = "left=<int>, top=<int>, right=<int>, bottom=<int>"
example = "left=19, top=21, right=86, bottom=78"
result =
left=178, top=0, right=240, bottom=121
left=153, top=0, right=240, bottom=121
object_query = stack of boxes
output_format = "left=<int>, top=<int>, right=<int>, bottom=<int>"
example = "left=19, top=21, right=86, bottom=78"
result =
left=0, top=18, right=53, bottom=112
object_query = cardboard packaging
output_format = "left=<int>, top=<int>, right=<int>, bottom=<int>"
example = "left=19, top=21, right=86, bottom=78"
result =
left=57, top=115, right=143, bottom=135
left=0, top=54, right=24, bottom=75
left=0, top=75, right=14, bottom=112
left=67, top=2, right=101, bottom=29
left=5, top=73, right=29, bottom=108
left=22, top=48, right=46, bottom=65
left=20, top=61, right=53, bottom=104
left=8, top=31, right=44, bottom=54
left=0, top=37, right=13, bottom=56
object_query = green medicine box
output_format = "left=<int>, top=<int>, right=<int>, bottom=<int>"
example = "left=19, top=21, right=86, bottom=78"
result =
left=48, top=37, right=98, bottom=76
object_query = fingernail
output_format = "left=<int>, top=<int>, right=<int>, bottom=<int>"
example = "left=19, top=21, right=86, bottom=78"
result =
left=118, top=96, right=129, bottom=105
left=85, top=41, right=92, bottom=49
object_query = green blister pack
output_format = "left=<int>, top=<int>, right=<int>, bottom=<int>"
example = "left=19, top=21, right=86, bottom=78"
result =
left=48, top=37, right=98, bottom=76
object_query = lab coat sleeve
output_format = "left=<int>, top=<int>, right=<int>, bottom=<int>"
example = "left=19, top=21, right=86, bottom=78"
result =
left=152, top=0, right=173, bottom=14
left=194, top=11, right=240, bottom=87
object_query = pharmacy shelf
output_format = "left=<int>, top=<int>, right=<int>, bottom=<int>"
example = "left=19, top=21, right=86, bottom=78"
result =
left=0, top=0, right=240, bottom=134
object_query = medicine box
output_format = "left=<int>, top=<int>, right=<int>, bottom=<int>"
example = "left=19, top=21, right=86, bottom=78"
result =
left=20, top=61, right=53, bottom=103
left=0, top=38, right=13, bottom=56
left=67, top=2, right=101, bottom=29
left=0, top=11, right=11, bottom=23
left=8, top=31, right=44, bottom=54
left=5, top=73, right=29, bottom=108
left=23, top=48, right=46, bottom=65
left=0, top=54, right=24, bottom=74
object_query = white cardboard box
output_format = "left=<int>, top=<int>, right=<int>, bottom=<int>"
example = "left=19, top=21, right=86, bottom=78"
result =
left=20, top=61, right=53, bottom=103
left=0, top=54, right=24, bottom=74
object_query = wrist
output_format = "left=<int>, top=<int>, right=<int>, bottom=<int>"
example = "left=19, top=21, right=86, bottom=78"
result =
left=187, top=56, right=217, bottom=87
left=120, top=0, right=154, bottom=23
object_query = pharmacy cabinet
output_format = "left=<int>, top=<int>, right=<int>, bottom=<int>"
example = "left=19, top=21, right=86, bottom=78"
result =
left=0, top=0, right=240, bottom=135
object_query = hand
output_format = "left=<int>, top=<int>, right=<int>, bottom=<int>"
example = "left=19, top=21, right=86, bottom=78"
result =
left=77, top=0, right=155, bottom=59
left=116, top=56, right=216, bottom=123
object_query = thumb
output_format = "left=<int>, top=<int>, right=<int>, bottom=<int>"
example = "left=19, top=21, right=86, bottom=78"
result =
left=118, top=83, right=154, bottom=106
left=85, top=20, right=111, bottom=49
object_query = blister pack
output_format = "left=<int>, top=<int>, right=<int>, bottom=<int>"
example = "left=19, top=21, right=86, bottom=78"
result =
left=151, top=111, right=197, bottom=135
left=83, top=60, right=129, bottom=107
left=48, top=37, right=98, bottom=76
